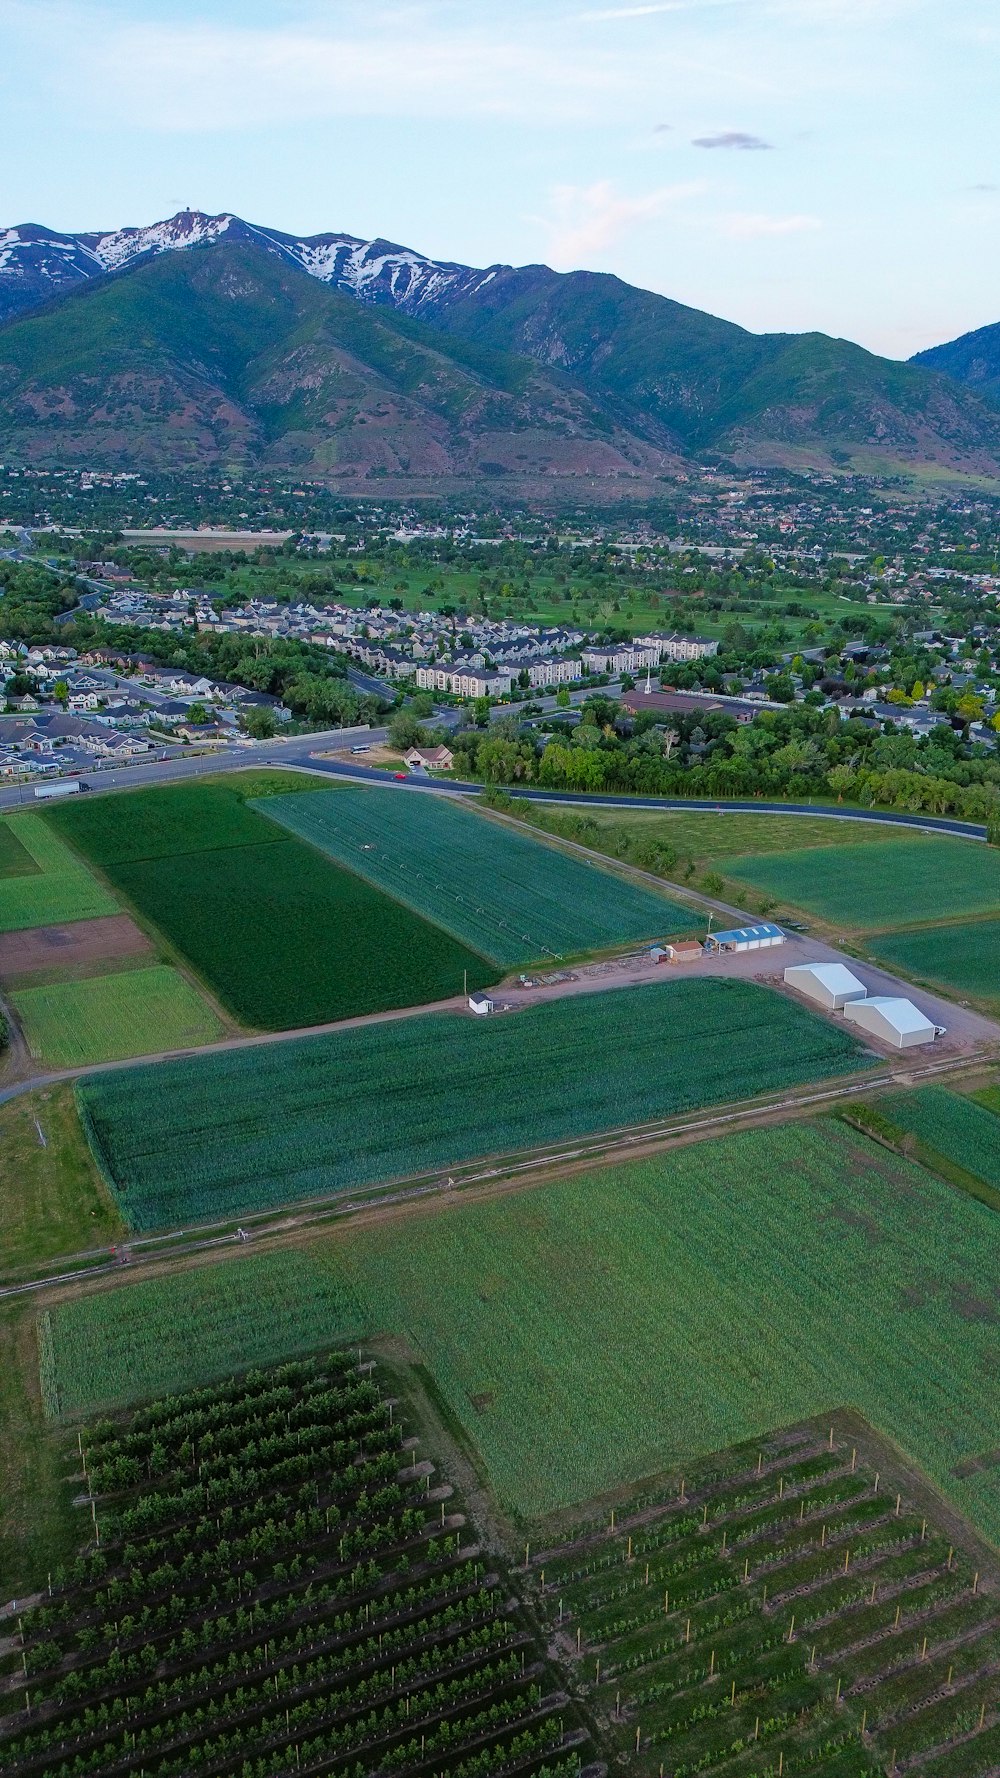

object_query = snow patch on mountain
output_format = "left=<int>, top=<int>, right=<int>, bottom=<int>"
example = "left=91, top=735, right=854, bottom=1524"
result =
left=0, top=210, right=507, bottom=323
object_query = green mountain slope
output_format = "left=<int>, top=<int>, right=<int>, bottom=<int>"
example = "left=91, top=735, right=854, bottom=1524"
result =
left=0, top=243, right=682, bottom=482
left=427, top=265, right=1000, bottom=475
left=911, top=322, right=1000, bottom=408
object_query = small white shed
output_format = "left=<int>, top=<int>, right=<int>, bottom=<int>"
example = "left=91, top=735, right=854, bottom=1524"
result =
left=784, top=962, right=868, bottom=1011
left=468, top=992, right=494, bottom=1016
left=843, top=995, right=939, bottom=1049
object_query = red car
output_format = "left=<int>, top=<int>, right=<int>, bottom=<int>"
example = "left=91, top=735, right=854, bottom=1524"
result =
left=393, top=771, right=407, bottom=780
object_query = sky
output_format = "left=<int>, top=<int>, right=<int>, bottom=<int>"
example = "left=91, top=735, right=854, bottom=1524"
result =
left=2, top=0, right=998, bottom=359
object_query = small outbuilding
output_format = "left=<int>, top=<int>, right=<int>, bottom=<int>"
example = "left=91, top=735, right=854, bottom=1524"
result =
left=843, top=996, right=940, bottom=1049
left=783, top=961, right=868, bottom=1011
left=468, top=992, right=494, bottom=1016
left=664, top=940, right=704, bottom=964
left=704, top=922, right=785, bottom=954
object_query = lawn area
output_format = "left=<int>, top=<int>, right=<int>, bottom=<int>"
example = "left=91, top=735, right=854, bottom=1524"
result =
left=74, top=978, right=871, bottom=1231
left=722, top=835, right=1000, bottom=930
left=867, top=917, right=1000, bottom=1011
left=47, top=780, right=495, bottom=1029
left=12, top=964, right=225, bottom=1065
left=0, top=816, right=119, bottom=932
left=256, top=787, right=698, bottom=965
left=39, top=1119, right=1000, bottom=1541
left=0, top=1082, right=125, bottom=1276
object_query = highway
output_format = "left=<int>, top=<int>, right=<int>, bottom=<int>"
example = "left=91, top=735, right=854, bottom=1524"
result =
left=0, top=727, right=989, bottom=841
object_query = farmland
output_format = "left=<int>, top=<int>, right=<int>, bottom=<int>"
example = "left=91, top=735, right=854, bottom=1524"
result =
left=74, top=979, right=871, bottom=1230
left=256, top=787, right=697, bottom=964
left=0, top=1083, right=124, bottom=1276
left=874, top=1086, right=1000, bottom=1200
left=867, top=918, right=1000, bottom=1012
left=534, top=1424, right=1000, bottom=1778
left=47, top=780, right=494, bottom=1028
left=722, top=836, right=1000, bottom=931
left=38, top=1252, right=365, bottom=1415
left=3, top=1353, right=580, bottom=1778
left=0, top=815, right=119, bottom=932
left=12, top=963, right=225, bottom=1066
left=41, top=1119, right=1000, bottom=1540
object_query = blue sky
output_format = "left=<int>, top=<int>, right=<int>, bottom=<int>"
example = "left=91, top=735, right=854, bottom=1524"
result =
left=3, top=0, right=998, bottom=358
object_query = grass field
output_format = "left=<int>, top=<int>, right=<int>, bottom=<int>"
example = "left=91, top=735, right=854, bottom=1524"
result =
left=12, top=963, right=225, bottom=1065
left=876, top=1086, right=1000, bottom=1195
left=867, top=917, right=1000, bottom=1011
left=40, top=1119, right=1000, bottom=1540
left=256, top=787, right=698, bottom=964
left=533, top=803, right=913, bottom=871
left=0, top=1083, right=125, bottom=1276
left=722, top=835, right=1000, bottom=930
left=0, top=815, right=119, bottom=932
left=74, top=978, right=871, bottom=1231
left=0, top=818, right=40, bottom=877
left=38, top=1252, right=364, bottom=1417
left=47, top=780, right=494, bottom=1029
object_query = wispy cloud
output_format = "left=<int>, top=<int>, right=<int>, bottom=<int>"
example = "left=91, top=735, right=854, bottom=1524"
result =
left=719, top=211, right=821, bottom=237
left=693, top=130, right=773, bottom=149
left=537, top=178, right=705, bottom=264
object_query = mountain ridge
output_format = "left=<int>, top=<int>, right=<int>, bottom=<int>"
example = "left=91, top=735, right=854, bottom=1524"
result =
left=3, top=209, right=1000, bottom=484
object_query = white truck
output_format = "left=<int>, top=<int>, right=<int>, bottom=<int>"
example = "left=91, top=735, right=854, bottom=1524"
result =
left=33, top=779, right=87, bottom=800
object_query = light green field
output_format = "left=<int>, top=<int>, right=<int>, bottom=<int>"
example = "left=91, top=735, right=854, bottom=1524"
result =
left=41, top=1119, right=1000, bottom=1540
left=12, top=965, right=225, bottom=1065
left=723, top=835, right=1000, bottom=930
left=868, top=917, right=1000, bottom=1011
left=534, top=803, right=911, bottom=869
left=0, top=816, right=119, bottom=932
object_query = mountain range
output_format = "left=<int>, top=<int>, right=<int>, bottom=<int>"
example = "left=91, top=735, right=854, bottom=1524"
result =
left=1, top=209, right=998, bottom=489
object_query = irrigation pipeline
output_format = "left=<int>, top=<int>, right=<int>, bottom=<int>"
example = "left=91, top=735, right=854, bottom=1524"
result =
left=0, top=1047, right=985, bottom=1303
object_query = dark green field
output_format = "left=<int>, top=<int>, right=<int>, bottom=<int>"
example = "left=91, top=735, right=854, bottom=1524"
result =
left=75, top=978, right=871, bottom=1230
left=46, top=781, right=494, bottom=1029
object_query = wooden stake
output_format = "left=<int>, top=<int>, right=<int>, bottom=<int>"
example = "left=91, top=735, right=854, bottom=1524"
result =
left=730, top=1679, right=736, bottom=1706
left=664, top=1588, right=669, bottom=1614
left=974, top=1571, right=980, bottom=1595
left=757, top=1452, right=763, bottom=1475
left=821, top=1524, right=826, bottom=1548
left=894, top=1604, right=901, bottom=1629
left=744, top=1557, right=749, bottom=1582
left=778, top=1476, right=784, bottom=1499
left=645, top=1561, right=649, bottom=1584
left=679, top=1478, right=685, bottom=1502
left=828, top=1426, right=834, bottom=1450
left=844, top=1548, right=850, bottom=1572
left=754, top=1716, right=760, bottom=1741
left=685, top=1617, right=691, bottom=1644
left=611, top=1509, right=616, bottom=1532
left=635, top=1727, right=641, bottom=1753
left=835, top=1677, right=841, bottom=1703
left=896, top=1493, right=901, bottom=1517
left=787, top=1614, right=795, bottom=1642
left=947, top=1664, right=953, bottom=1687
left=577, top=1627, right=581, bottom=1652
left=980, top=1701, right=986, bottom=1731
left=861, top=1708, right=867, bottom=1735
left=873, top=1472, right=879, bottom=1493
left=851, top=1448, right=857, bottom=1472
left=709, top=1648, right=715, bottom=1677
left=721, top=1529, right=727, bottom=1554
left=627, top=1535, right=632, bottom=1560
left=920, top=1518, right=927, bottom=1543
left=870, top=1581, right=876, bottom=1605
left=921, top=1635, right=928, bottom=1661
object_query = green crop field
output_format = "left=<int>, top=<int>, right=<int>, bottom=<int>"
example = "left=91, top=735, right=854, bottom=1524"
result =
left=41, top=1119, right=1000, bottom=1540
left=47, top=778, right=297, bottom=862
left=48, top=780, right=494, bottom=1029
left=867, top=917, right=1000, bottom=1010
left=256, top=787, right=697, bottom=964
left=75, top=978, right=871, bottom=1231
left=0, top=818, right=40, bottom=877
left=0, top=816, right=119, bottom=932
left=12, top=964, right=225, bottom=1066
left=722, top=835, right=1000, bottom=930
left=877, top=1086, right=1000, bottom=1193
left=38, top=1253, right=364, bottom=1416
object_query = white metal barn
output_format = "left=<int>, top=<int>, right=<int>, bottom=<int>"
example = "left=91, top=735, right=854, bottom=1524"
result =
left=704, top=922, right=785, bottom=954
left=842, top=996, right=939, bottom=1049
left=783, top=962, right=868, bottom=1011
